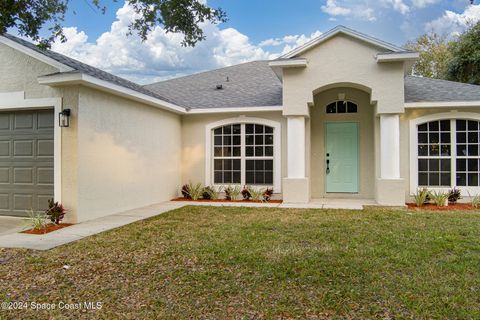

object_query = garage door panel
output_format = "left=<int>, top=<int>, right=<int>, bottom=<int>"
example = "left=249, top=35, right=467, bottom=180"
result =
left=0, top=167, right=9, bottom=184
left=0, top=140, right=10, bottom=157
left=14, top=194, right=33, bottom=211
left=0, top=114, right=10, bottom=130
left=14, top=168, right=33, bottom=184
left=0, top=110, right=54, bottom=216
left=0, top=193, right=9, bottom=210
left=14, top=140, right=34, bottom=157
left=37, top=195, right=52, bottom=209
left=37, top=111, right=54, bottom=129
left=14, top=112, right=34, bottom=130
left=37, top=139, right=54, bottom=157
left=37, top=167, right=54, bottom=185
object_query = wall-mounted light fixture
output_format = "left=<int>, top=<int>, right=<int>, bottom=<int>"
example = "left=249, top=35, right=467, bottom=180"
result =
left=59, top=109, right=71, bottom=128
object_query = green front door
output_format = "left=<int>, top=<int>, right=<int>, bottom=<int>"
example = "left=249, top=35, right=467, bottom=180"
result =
left=325, top=122, right=359, bottom=193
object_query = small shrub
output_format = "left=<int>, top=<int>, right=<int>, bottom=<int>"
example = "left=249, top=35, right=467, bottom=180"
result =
left=413, top=188, right=430, bottom=207
left=181, top=184, right=191, bottom=199
left=448, top=187, right=462, bottom=204
left=45, top=199, right=66, bottom=224
left=263, top=188, right=274, bottom=202
left=202, top=186, right=222, bottom=200
left=225, top=185, right=242, bottom=201
left=241, top=187, right=251, bottom=200
left=184, top=182, right=204, bottom=201
left=471, top=194, right=480, bottom=208
left=25, top=209, right=48, bottom=231
left=248, top=187, right=265, bottom=202
left=430, top=191, right=449, bottom=207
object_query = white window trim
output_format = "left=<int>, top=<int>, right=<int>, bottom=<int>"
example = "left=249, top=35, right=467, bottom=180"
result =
left=409, top=111, right=480, bottom=195
left=205, top=116, right=281, bottom=192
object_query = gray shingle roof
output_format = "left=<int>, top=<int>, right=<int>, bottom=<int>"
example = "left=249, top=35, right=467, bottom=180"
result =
left=405, top=75, right=480, bottom=103
left=144, top=61, right=282, bottom=109
left=2, top=34, right=173, bottom=103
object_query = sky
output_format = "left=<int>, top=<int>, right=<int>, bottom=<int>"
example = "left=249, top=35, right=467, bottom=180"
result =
left=22, top=0, right=480, bottom=84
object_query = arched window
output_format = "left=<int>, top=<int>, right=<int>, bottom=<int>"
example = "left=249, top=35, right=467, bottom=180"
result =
left=206, top=117, right=281, bottom=190
left=326, top=101, right=357, bottom=114
left=413, top=115, right=480, bottom=190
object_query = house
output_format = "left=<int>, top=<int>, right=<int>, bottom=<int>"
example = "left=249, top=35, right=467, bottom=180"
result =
left=1, top=25, right=480, bottom=222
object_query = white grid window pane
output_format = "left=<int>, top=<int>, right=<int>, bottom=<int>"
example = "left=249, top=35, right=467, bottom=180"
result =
left=213, top=124, right=241, bottom=184
left=245, top=124, right=274, bottom=185
left=456, top=120, right=480, bottom=186
left=417, top=120, right=451, bottom=187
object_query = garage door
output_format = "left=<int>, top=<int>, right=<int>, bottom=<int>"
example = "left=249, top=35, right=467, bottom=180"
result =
left=0, top=110, right=54, bottom=217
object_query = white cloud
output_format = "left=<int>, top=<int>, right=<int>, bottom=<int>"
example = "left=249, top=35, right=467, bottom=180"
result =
left=388, top=0, right=410, bottom=14
left=51, top=2, right=323, bottom=84
left=259, top=31, right=322, bottom=48
left=321, top=0, right=376, bottom=21
left=411, top=0, right=439, bottom=8
left=425, top=4, right=480, bottom=37
left=321, top=0, right=352, bottom=16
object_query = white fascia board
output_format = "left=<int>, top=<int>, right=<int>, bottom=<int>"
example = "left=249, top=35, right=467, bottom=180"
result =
left=376, top=52, right=419, bottom=63
left=268, top=59, right=307, bottom=68
left=405, top=101, right=480, bottom=108
left=0, top=36, right=74, bottom=72
left=38, top=73, right=187, bottom=114
left=187, top=106, right=283, bottom=114
left=280, top=26, right=404, bottom=59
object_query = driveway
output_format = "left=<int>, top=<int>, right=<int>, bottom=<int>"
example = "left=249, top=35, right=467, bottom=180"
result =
left=0, top=216, right=25, bottom=236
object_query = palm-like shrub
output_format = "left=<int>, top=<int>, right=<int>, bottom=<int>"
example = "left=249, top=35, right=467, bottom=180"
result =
left=25, top=209, right=48, bottom=231
left=184, top=182, right=204, bottom=200
left=430, top=191, right=449, bottom=207
left=202, top=186, right=222, bottom=200
left=225, top=185, right=242, bottom=200
left=414, top=188, right=430, bottom=207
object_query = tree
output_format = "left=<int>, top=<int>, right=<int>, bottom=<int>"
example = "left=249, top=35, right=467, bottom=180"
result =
left=0, top=0, right=226, bottom=49
left=405, top=33, right=452, bottom=79
left=446, top=21, right=480, bottom=85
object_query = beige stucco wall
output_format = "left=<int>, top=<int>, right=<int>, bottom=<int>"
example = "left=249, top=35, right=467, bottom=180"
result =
left=0, top=43, right=59, bottom=99
left=282, top=34, right=405, bottom=116
left=181, top=112, right=287, bottom=193
left=75, top=87, right=181, bottom=222
left=310, top=87, right=375, bottom=199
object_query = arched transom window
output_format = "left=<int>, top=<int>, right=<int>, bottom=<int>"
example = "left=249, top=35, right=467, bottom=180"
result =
left=417, top=118, right=480, bottom=188
left=326, top=101, right=358, bottom=114
left=213, top=123, right=274, bottom=186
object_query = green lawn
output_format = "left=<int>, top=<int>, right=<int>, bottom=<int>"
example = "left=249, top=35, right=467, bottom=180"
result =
left=1, top=206, right=480, bottom=319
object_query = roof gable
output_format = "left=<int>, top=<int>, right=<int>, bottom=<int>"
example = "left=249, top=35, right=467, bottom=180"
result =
left=280, top=25, right=406, bottom=59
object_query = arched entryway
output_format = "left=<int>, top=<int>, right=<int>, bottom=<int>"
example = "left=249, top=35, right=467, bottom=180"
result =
left=310, top=85, right=376, bottom=199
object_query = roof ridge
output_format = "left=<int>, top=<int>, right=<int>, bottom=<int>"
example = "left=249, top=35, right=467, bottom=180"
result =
left=145, top=60, right=271, bottom=86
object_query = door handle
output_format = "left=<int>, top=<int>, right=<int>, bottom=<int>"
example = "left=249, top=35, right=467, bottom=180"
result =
left=326, top=159, right=330, bottom=174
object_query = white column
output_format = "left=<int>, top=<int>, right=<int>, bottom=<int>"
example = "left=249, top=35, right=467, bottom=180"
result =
left=380, top=114, right=400, bottom=179
left=287, top=116, right=306, bottom=178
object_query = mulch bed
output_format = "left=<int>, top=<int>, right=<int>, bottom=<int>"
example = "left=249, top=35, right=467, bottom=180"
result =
left=172, top=197, right=283, bottom=204
left=406, top=203, right=478, bottom=211
left=22, top=223, right=73, bottom=235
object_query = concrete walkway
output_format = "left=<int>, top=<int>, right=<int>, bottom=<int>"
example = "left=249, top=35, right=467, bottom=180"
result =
left=0, top=202, right=185, bottom=251
left=0, top=216, right=26, bottom=236
left=0, top=199, right=375, bottom=251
